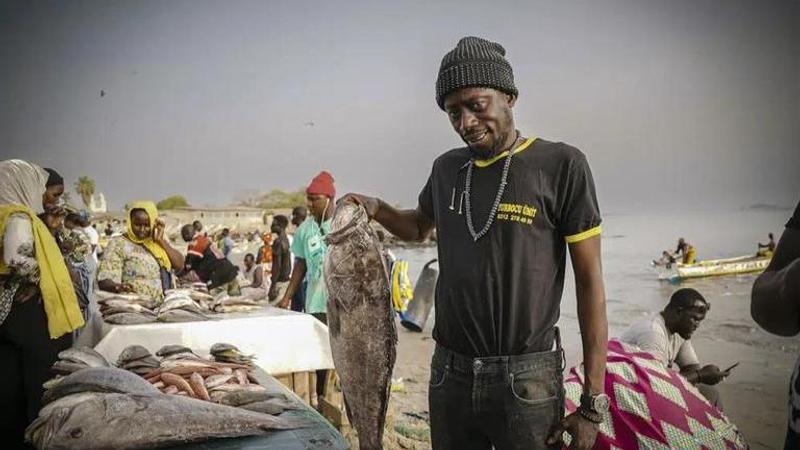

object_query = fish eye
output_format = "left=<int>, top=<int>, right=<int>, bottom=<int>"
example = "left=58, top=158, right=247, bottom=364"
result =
left=70, top=428, right=83, bottom=438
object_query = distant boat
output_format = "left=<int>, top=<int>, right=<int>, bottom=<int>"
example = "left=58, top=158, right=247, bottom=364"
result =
left=654, top=254, right=771, bottom=281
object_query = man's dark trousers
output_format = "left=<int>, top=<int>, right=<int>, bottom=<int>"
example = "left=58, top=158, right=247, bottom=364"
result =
left=428, top=335, right=565, bottom=450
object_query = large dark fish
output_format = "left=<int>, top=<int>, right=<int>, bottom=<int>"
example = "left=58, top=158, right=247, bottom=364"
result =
left=26, top=391, right=306, bottom=449
left=324, top=202, right=396, bottom=450
left=42, top=367, right=160, bottom=405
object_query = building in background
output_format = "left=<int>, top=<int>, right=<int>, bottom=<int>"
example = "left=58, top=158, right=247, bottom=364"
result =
left=160, top=206, right=266, bottom=235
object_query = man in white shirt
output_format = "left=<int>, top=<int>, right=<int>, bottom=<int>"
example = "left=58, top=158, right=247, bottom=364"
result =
left=620, top=288, right=729, bottom=409
left=239, top=253, right=267, bottom=302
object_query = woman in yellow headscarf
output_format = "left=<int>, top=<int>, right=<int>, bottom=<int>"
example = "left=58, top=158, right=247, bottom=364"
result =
left=0, top=160, right=84, bottom=445
left=97, top=201, right=184, bottom=302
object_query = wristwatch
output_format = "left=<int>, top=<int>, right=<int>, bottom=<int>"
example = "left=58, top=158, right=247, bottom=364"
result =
left=579, top=392, right=610, bottom=423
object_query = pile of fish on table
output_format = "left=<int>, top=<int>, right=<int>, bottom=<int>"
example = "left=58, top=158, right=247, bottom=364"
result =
left=209, top=293, right=264, bottom=313
left=97, top=284, right=268, bottom=325
left=123, top=343, right=291, bottom=414
left=30, top=344, right=305, bottom=450
left=95, top=291, right=159, bottom=324
left=156, top=289, right=213, bottom=322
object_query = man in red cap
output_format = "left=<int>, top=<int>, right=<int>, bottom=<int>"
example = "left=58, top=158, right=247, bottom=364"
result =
left=279, top=171, right=335, bottom=398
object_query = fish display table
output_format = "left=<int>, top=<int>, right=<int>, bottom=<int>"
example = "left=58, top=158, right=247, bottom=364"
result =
left=165, top=370, right=348, bottom=450
left=95, top=307, right=334, bottom=374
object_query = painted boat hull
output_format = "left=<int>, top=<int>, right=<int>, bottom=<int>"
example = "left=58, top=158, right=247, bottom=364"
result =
left=655, top=255, right=770, bottom=281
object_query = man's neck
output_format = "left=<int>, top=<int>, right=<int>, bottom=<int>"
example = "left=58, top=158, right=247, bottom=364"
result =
left=659, top=311, right=678, bottom=336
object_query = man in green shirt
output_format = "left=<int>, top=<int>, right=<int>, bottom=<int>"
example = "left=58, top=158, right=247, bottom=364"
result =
left=278, top=171, right=336, bottom=397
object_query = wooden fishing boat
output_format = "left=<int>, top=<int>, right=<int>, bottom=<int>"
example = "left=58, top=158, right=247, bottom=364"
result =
left=655, top=254, right=771, bottom=281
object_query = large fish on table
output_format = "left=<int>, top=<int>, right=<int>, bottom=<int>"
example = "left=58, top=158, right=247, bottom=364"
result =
left=26, top=391, right=306, bottom=449
left=324, top=202, right=396, bottom=450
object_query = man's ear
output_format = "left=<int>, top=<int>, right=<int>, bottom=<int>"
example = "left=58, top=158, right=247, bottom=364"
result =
left=507, top=94, right=518, bottom=108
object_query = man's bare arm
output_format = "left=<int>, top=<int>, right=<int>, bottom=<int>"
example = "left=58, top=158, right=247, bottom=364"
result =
left=278, top=258, right=306, bottom=308
left=569, top=235, right=608, bottom=395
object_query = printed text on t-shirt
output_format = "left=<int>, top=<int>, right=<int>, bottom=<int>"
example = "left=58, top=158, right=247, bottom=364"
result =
left=496, top=202, right=537, bottom=225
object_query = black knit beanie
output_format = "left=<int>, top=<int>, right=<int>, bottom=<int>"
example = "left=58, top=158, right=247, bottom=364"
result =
left=435, top=36, right=518, bottom=110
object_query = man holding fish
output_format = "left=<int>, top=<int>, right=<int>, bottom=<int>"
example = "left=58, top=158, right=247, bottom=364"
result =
left=344, top=36, right=608, bottom=450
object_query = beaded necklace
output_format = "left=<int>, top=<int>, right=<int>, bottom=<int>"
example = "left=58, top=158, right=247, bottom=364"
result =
left=464, top=133, right=521, bottom=242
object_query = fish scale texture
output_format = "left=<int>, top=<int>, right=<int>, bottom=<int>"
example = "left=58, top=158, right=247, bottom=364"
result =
left=325, top=203, right=397, bottom=450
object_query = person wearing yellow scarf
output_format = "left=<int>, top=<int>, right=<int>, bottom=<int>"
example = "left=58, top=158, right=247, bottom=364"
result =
left=97, top=201, right=183, bottom=300
left=125, top=201, right=174, bottom=270
left=0, top=160, right=83, bottom=446
left=0, top=206, right=85, bottom=338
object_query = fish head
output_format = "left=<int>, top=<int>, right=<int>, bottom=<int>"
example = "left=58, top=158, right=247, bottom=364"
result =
left=27, top=405, right=75, bottom=449
left=38, top=394, right=123, bottom=449
left=326, top=202, right=368, bottom=245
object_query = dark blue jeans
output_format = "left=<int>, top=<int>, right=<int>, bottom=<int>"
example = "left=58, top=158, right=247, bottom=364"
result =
left=429, top=340, right=565, bottom=450
left=291, top=278, right=307, bottom=312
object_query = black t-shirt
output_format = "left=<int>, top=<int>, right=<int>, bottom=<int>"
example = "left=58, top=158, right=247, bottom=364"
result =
left=418, top=137, right=601, bottom=357
left=787, top=200, right=800, bottom=230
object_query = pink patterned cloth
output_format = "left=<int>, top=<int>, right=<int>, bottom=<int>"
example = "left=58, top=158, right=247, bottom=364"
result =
left=562, top=340, right=747, bottom=449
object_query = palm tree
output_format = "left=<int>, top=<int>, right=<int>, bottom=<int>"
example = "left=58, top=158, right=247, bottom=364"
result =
left=75, top=176, right=96, bottom=209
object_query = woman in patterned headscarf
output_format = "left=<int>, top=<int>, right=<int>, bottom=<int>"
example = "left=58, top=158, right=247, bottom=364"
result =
left=0, top=159, right=84, bottom=446
left=97, top=201, right=184, bottom=302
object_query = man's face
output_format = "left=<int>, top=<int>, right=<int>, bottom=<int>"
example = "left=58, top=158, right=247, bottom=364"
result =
left=270, top=220, right=281, bottom=234
left=181, top=227, right=194, bottom=242
left=306, top=195, right=329, bottom=221
left=676, top=302, right=708, bottom=339
left=244, top=255, right=254, bottom=270
left=292, top=210, right=306, bottom=227
left=443, top=87, right=516, bottom=159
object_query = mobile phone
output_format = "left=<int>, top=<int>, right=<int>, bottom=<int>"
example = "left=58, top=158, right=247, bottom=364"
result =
left=723, top=362, right=739, bottom=373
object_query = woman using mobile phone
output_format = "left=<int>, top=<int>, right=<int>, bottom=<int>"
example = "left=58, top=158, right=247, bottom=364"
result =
left=97, top=201, right=183, bottom=303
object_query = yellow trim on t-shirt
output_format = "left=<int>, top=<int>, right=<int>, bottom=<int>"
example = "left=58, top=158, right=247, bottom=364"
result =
left=474, top=136, right=538, bottom=168
left=564, top=225, right=602, bottom=244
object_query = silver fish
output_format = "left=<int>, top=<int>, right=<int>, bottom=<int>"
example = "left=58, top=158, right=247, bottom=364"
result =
left=58, top=346, right=111, bottom=368
left=209, top=383, right=266, bottom=393
left=102, top=306, right=157, bottom=316
left=324, top=202, right=396, bottom=450
left=157, top=308, right=209, bottom=323
left=52, top=360, right=89, bottom=375
left=42, top=367, right=160, bottom=405
left=116, top=345, right=153, bottom=366
left=98, top=300, right=151, bottom=311
left=26, top=392, right=307, bottom=449
left=238, top=398, right=298, bottom=415
left=156, top=344, right=195, bottom=357
left=213, top=389, right=287, bottom=407
left=103, top=312, right=157, bottom=325
left=158, top=296, right=196, bottom=312
left=204, top=374, right=235, bottom=389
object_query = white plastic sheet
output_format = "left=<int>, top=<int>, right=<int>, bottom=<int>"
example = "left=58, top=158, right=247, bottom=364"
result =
left=94, top=307, right=334, bottom=374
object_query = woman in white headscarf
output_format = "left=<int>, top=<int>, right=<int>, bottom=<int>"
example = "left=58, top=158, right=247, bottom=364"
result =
left=0, top=159, right=84, bottom=446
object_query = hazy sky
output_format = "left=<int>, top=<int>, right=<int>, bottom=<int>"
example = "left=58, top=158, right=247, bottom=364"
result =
left=1, top=0, right=798, bottom=212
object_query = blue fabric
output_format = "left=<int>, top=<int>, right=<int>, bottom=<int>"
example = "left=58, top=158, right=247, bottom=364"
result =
left=291, top=277, right=307, bottom=313
left=222, top=237, right=234, bottom=258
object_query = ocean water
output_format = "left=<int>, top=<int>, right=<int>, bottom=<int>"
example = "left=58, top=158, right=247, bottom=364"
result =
left=393, top=207, right=799, bottom=357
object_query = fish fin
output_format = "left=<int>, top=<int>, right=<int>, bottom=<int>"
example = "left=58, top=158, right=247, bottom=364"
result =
left=342, top=393, right=355, bottom=427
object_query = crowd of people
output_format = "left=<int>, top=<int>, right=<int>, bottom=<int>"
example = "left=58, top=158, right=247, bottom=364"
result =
left=0, top=156, right=343, bottom=447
